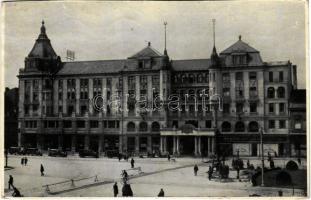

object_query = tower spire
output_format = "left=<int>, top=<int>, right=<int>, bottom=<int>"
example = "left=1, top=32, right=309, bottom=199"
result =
left=164, top=21, right=168, bottom=56
left=212, top=19, right=216, bottom=47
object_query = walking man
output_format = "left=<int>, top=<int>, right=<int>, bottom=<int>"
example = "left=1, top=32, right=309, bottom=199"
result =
left=236, top=166, right=240, bottom=180
left=40, top=164, right=45, bottom=176
left=167, top=154, right=171, bottom=161
left=21, top=157, right=24, bottom=166
left=158, top=188, right=165, bottom=197
left=131, top=158, right=135, bottom=168
left=194, top=164, right=199, bottom=176
left=208, top=166, right=213, bottom=180
left=113, top=182, right=118, bottom=197
left=25, top=157, right=28, bottom=166
left=8, top=175, right=14, bottom=190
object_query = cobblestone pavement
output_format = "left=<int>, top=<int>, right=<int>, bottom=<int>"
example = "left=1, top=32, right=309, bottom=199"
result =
left=3, top=155, right=307, bottom=197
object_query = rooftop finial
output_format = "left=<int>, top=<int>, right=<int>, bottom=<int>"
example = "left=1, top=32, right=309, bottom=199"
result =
left=40, top=20, right=46, bottom=34
left=239, top=35, right=242, bottom=40
left=164, top=21, right=168, bottom=55
left=212, top=19, right=216, bottom=47
left=42, top=20, right=45, bottom=25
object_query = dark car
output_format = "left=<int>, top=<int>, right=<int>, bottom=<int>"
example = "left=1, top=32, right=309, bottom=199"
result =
left=48, top=149, right=67, bottom=157
left=79, top=149, right=99, bottom=158
left=106, top=150, right=119, bottom=158
left=23, top=148, right=42, bottom=156
left=8, top=147, right=22, bottom=155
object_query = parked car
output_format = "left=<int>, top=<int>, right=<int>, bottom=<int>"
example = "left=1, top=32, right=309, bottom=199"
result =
left=79, top=149, right=99, bottom=158
left=106, top=150, right=119, bottom=158
left=23, top=148, right=42, bottom=156
left=8, top=147, right=22, bottom=155
left=48, top=149, right=67, bottom=157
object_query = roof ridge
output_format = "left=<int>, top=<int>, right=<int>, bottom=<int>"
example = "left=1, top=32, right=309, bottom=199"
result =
left=63, top=59, right=126, bottom=63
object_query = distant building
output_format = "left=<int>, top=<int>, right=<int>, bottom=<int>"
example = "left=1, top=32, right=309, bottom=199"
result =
left=5, top=87, right=19, bottom=148
left=17, top=21, right=305, bottom=157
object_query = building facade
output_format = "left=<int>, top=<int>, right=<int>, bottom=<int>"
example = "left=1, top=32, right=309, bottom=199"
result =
left=17, top=22, right=304, bottom=157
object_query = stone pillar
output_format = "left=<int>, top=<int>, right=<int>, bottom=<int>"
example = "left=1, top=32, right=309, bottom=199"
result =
left=102, top=77, right=107, bottom=116
left=163, top=137, right=167, bottom=153
left=135, top=136, right=140, bottom=153
left=211, top=137, right=215, bottom=154
left=119, top=135, right=123, bottom=153
left=62, top=79, right=67, bottom=115
left=122, top=76, right=128, bottom=117
left=194, top=137, right=198, bottom=156
left=89, top=78, right=94, bottom=115
left=29, top=80, right=33, bottom=116
left=198, top=137, right=201, bottom=155
left=53, top=79, right=59, bottom=115
left=135, top=75, right=140, bottom=117
left=98, top=135, right=103, bottom=153
left=71, top=135, right=76, bottom=152
left=18, top=80, right=25, bottom=117
left=84, top=135, right=90, bottom=150
left=147, top=136, right=152, bottom=153
left=147, top=75, right=153, bottom=116
left=176, top=136, right=180, bottom=155
left=58, top=135, right=63, bottom=150
left=160, top=136, right=163, bottom=153
left=173, top=136, right=176, bottom=154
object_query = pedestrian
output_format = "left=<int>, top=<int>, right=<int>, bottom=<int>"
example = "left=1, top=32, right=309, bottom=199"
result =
left=167, top=154, right=170, bottom=161
left=131, top=158, right=135, bottom=168
left=21, top=157, right=24, bottom=166
left=25, top=157, right=28, bottom=166
left=194, top=164, right=198, bottom=176
left=113, top=182, right=118, bottom=197
left=8, top=175, right=14, bottom=190
left=236, top=166, right=240, bottom=180
left=158, top=188, right=165, bottom=197
left=268, top=152, right=271, bottom=162
left=247, top=160, right=250, bottom=169
left=270, top=159, right=275, bottom=169
left=40, top=164, right=44, bottom=176
left=12, top=186, right=22, bottom=197
left=118, top=154, right=122, bottom=162
left=298, top=158, right=301, bottom=165
left=208, top=166, right=213, bottom=180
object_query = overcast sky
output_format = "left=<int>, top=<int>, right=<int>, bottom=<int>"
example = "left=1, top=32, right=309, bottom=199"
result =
left=3, top=1, right=306, bottom=88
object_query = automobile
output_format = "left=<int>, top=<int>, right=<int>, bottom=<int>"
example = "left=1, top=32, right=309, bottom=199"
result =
left=106, top=150, right=119, bottom=158
left=79, top=149, right=99, bottom=158
left=23, top=148, right=42, bottom=156
left=48, top=149, right=67, bottom=157
left=8, top=147, right=22, bottom=155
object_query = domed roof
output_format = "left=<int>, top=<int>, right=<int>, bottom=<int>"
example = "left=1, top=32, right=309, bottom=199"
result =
left=28, top=21, right=58, bottom=59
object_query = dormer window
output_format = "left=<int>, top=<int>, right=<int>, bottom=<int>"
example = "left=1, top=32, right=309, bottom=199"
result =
left=232, top=54, right=247, bottom=65
left=139, top=60, right=144, bottom=69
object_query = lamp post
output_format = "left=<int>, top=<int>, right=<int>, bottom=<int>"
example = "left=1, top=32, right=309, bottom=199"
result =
left=260, top=127, right=264, bottom=187
left=4, top=149, right=8, bottom=168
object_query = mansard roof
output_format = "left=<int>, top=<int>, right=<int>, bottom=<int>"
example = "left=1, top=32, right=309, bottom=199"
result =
left=28, top=21, right=58, bottom=59
left=171, top=59, right=210, bottom=71
left=220, top=36, right=259, bottom=55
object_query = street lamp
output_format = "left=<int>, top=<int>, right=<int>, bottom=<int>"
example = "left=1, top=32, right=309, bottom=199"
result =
left=259, top=127, right=264, bottom=186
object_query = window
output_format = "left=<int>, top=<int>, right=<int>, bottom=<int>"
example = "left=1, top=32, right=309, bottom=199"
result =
left=58, top=106, right=62, bottom=113
left=294, top=121, right=302, bottom=129
left=58, top=80, right=63, bottom=90
left=90, top=120, right=99, bottom=128
left=223, top=88, right=230, bottom=97
left=269, top=72, right=273, bottom=82
left=138, top=60, right=144, bottom=69
left=248, top=121, right=259, bottom=132
left=197, top=74, right=203, bottom=83
left=250, top=102, right=257, bottom=113
left=58, top=92, right=63, bottom=100
left=63, top=120, right=72, bottom=128
left=139, top=122, right=148, bottom=132
left=172, top=121, right=179, bottom=128
left=107, top=78, right=112, bottom=88
left=223, top=104, right=230, bottom=114
left=68, top=105, right=74, bottom=115
left=235, top=121, right=245, bottom=132
left=108, top=120, right=115, bottom=128
left=236, top=103, right=244, bottom=113
left=127, top=122, right=135, bottom=132
left=128, top=76, right=135, bottom=90
left=267, top=87, right=275, bottom=98
left=249, top=87, right=257, bottom=97
left=249, top=72, right=257, bottom=80
left=80, top=105, right=87, bottom=115
left=205, top=120, right=212, bottom=128
left=221, top=122, right=231, bottom=132
left=93, top=78, right=102, bottom=97
left=103, top=121, right=107, bottom=128
left=269, top=103, right=274, bottom=113
left=277, top=87, right=285, bottom=98
left=269, top=120, right=275, bottom=129
left=279, top=103, right=285, bottom=113
left=188, top=74, right=195, bottom=83
left=279, top=71, right=284, bottom=82
left=151, top=122, right=160, bottom=132
left=233, top=55, right=246, bottom=65
left=279, top=120, right=286, bottom=129
left=77, top=120, right=85, bottom=128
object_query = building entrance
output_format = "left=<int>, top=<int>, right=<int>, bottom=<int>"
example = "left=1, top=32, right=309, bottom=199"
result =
left=104, top=135, right=119, bottom=151
left=180, top=136, right=195, bottom=155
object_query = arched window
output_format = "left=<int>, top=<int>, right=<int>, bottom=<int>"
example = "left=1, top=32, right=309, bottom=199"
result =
left=139, top=122, right=148, bottom=132
left=248, top=121, right=259, bottom=132
left=235, top=121, right=245, bottom=132
left=197, top=74, right=203, bottom=83
left=127, top=122, right=135, bottom=132
left=151, top=122, right=160, bottom=132
left=267, top=87, right=275, bottom=98
left=188, top=74, right=195, bottom=83
left=277, top=87, right=285, bottom=98
left=221, top=121, right=231, bottom=132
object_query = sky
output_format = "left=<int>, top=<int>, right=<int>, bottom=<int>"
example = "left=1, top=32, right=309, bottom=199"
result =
left=3, top=1, right=307, bottom=89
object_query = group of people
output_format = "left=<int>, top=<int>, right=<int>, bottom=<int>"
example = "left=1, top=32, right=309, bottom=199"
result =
left=113, top=182, right=164, bottom=197
left=20, top=157, right=28, bottom=166
left=8, top=175, right=22, bottom=197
